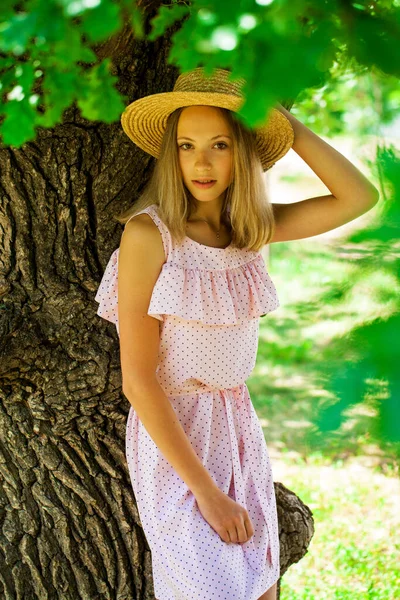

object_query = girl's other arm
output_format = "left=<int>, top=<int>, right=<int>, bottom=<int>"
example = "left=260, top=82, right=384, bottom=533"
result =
left=270, top=104, right=380, bottom=243
left=118, top=217, right=219, bottom=501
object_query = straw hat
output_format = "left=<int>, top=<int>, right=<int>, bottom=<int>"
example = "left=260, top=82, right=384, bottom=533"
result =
left=121, top=67, right=294, bottom=172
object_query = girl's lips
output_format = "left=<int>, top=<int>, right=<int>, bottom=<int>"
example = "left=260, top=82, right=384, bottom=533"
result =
left=192, top=180, right=216, bottom=189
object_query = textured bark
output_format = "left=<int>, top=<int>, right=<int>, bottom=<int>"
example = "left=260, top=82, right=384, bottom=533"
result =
left=275, top=482, right=315, bottom=597
left=0, top=3, right=314, bottom=598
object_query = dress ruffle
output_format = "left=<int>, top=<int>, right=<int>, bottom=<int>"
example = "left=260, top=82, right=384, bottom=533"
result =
left=148, top=255, right=279, bottom=325
left=95, top=249, right=279, bottom=328
left=95, top=249, right=119, bottom=328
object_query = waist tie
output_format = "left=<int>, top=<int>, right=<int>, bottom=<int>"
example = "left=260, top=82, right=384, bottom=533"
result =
left=221, top=386, right=277, bottom=575
left=167, top=382, right=245, bottom=397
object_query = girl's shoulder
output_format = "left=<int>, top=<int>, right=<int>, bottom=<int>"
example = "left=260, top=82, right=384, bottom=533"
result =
left=124, top=204, right=173, bottom=262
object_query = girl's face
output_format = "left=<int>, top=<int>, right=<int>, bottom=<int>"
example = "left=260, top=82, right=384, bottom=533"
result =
left=177, top=106, right=233, bottom=205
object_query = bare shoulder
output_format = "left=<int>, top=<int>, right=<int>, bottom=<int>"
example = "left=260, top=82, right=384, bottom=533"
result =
left=120, top=212, right=165, bottom=267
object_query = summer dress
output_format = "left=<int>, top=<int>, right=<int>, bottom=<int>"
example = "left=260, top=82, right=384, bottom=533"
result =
left=95, top=203, right=281, bottom=600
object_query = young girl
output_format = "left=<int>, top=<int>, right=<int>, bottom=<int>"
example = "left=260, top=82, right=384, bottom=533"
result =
left=95, top=67, right=379, bottom=600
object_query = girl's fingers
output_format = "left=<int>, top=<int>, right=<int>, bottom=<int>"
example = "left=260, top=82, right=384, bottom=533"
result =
left=244, top=517, right=254, bottom=541
left=228, top=526, right=238, bottom=543
left=237, top=521, right=250, bottom=543
left=234, top=520, right=252, bottom=544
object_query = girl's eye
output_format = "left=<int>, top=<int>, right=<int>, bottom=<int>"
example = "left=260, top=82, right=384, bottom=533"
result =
left=178, top=142, right=228, bottom=150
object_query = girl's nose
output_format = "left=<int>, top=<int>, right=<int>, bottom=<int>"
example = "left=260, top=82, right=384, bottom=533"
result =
left=195, top=152, right=212, bottom=167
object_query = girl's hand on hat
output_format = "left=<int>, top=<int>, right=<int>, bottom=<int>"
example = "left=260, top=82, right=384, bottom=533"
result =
left=195, top=487, right=254, bottom=545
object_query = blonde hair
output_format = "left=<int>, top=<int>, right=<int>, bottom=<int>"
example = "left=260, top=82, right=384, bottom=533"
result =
left=115, top=106, right=276, bottom=252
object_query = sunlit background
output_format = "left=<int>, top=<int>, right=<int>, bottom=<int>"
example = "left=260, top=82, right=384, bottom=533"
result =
left=255, top=92, right=400, bottom=598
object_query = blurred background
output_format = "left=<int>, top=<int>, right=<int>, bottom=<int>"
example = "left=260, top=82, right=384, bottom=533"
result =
left=256, top=70, right=400, bottom=599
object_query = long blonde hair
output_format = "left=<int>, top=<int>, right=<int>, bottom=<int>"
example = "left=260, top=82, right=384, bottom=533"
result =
left=115, top=106, right=276, bottom=252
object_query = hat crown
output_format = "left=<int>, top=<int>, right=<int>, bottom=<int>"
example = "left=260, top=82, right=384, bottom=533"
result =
left=173, top=67, right=245, bottom=98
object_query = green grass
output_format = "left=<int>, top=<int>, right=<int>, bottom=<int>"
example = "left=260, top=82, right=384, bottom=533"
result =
left=275, top=457, right=400, bottom=599
left=248, top=233, right=400, bottom=599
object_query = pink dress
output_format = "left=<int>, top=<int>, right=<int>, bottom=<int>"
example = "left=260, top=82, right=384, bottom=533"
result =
left=95, top=203, right=281, bottom=600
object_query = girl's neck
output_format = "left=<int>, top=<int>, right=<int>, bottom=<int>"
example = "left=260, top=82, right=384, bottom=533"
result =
left=187, top=201, right=230, bottom=230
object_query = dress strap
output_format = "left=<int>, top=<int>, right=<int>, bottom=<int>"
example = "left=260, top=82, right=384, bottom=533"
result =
left=125, top=204, right=172, bottom=261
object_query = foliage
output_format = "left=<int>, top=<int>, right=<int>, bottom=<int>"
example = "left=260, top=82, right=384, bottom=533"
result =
left=1, top=0, right=399, bottom=442
left=0, top=0, right=399, bottom=146
left=314, top=144, right=400, bottom=443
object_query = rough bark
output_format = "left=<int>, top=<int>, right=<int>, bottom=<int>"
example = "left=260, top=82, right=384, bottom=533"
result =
left=0, top=2, right=314, bottom=598
left=275, top=482, right=315, bottom=597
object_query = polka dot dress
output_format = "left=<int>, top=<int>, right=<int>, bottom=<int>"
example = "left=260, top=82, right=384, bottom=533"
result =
left=95, top=204, right=281, bottom=600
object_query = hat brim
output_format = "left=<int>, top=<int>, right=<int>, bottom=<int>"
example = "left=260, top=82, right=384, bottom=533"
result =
left=121, top=91, right=294, bottom=171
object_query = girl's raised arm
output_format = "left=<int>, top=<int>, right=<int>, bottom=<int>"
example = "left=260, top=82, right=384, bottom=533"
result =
left=269, top=104, right=380, bottom=244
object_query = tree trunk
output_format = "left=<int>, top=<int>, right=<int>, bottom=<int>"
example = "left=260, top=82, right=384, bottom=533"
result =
left=0, top=3, right=314, bottom=598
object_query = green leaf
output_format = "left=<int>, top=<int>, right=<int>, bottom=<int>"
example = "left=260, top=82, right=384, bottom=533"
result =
left=347, top=145, right=399, bottom=258
left=24, top=0, right=68, bottom=45
left=48, top=24, right=95, bottom=68
left=131, top=4, right=145, bottom=40
left=0, top=55, right=16, bottom=69
left=316, top=361, right=370, bottom=433
left=15, top=62, right=35, bottom=93
left=0, top=11, right=38, bottom=55
left=77, top=46, right=98, bottom=65
left=347, top=12, right=400, bottom=77
left=0, top=65, right=18, bottom=92
left=79, top=0, right=123, bottom=43
left=77, top=58, right=127, bottom=122
left=0, top=97, right=37, bottom=146
left=378, top=379, right=400, bottom=442
left=37, top=67, right=83, bottom=128
left=148, top=4, right=191, bottom=42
